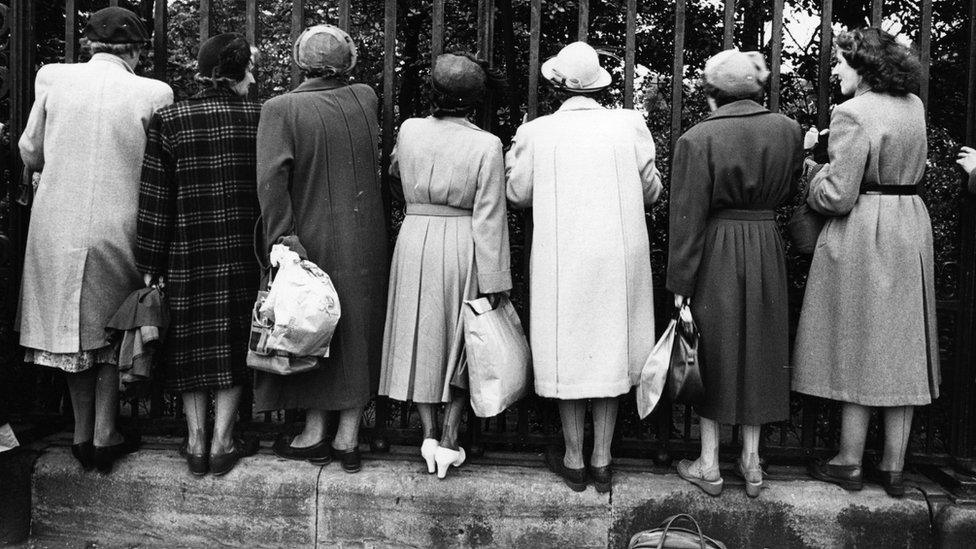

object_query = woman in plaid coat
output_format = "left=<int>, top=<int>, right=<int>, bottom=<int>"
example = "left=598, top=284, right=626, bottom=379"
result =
left=136, top=34, right=261, bottom=476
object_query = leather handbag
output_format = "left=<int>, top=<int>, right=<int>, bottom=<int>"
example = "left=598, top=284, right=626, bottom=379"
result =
left=668, top=305, right=703, bottom=405
left=787, top=202, right=825, bottom=255
left=628, top=514, right=727, bottom=549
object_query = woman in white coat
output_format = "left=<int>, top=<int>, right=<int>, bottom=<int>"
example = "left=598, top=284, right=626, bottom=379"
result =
left=506, top=42, right=662, bottom=493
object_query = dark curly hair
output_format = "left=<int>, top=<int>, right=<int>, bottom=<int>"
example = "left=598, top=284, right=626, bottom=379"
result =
left=431, top=52, right=507, bottom=118
left=835, top=27, right=921, bottom=96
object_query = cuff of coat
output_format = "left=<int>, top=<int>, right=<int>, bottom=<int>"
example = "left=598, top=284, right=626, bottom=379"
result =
left=478, top=270, right=513, bottom=294
left=665, top=278, right=696, bottom=299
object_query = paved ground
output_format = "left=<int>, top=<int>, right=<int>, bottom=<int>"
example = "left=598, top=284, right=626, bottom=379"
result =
left=5, top=436, right=976, bottom=548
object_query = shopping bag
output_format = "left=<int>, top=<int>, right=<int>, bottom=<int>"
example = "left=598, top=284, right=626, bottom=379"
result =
left=463, top=296, right=532, bottom=418
left=668, top=304, right=704, bottom=405
left=246, top=287, right=321, bottom=375
left=637, top=319, right=676, bottom=419
left=788, top=202, right=825, bottom=254
left=628, top=514, right=727, bottom=549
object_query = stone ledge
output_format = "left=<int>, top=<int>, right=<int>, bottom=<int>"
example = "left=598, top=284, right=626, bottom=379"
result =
left=20, top=438, right=974, bottom=548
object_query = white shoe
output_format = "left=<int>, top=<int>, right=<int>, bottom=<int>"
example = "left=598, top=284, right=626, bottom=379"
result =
left=421, top=438, right=439, bottom=474
left=434, top=446, right=466, bottom=479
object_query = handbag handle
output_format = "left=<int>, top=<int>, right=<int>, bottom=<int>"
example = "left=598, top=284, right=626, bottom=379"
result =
left=654, top=514, right=708, bottom=549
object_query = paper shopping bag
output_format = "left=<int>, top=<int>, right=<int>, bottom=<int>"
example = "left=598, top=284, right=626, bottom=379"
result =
left=463, top=296, right=532, bottom=418
left=637, top=319, right=676, bottom=419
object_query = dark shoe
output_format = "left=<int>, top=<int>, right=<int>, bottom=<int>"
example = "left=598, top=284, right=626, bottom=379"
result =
left=210, top=438, right=249, bottom=477
left=808, top=459, right=863, bottom=491
left=544, top=446, right=587, bottom=492
left=331, top=446, right=362, bottom=473
left=588, top=464, right=613, bottom=494
left=273, top=435, right=332, bottom=465
left=178, top=440, right=208, bottom=476
left=71, top=441, right=95, bottom=471
left=93, top=432, right=141, bottom=474
left=866, top=466, right=906, bottom=498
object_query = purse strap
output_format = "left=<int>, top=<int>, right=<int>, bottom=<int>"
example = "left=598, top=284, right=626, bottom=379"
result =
left=655, top=514, right=708, bottom=549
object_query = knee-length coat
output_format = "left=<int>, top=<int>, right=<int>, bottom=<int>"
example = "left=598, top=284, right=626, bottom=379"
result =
left=17, top=53, right=173, bottom=354
left=793, top=91, right=940, bottom=406
left=254, top=77, right=389, bottom=412
left=505, top=96, right=662, bottom=399
left=667, top=100, right=802, bottom=425
left=136, top=87, right=262, bottom=392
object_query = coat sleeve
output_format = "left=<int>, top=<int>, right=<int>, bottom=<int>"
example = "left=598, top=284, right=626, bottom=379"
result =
left=807, top=108, right=869, bottom=216
left=666, top=134, right=714, bottom=298
left=18, top=66, right=54, bottom=172
left=256, top=99, right=298, bottom=253
left=505, top=124, right=534, bottom=208
left=473, top=139, right=513, bottom=294
left=136, top=112, right=176, bottom=277
left=632, top=112, right=663, bottom=205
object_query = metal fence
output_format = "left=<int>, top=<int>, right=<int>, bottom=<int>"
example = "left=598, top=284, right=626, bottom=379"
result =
left=3, top=0, right=976, bottom=474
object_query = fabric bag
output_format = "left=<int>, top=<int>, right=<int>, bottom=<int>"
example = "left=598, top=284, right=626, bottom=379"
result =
left=637, top=319, right=676, bottom=419
left=463, top=296, right=532, bottom=418
left=668, top=304, right=704, bottom=405
left=628, top=514, right=727, bottom=549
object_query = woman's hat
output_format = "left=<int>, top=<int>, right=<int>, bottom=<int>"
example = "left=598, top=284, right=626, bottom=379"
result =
left=83, top=7, right=150, bottom=44
left=197, top=33, right=252, bottom=81
left=541, top=42, right=612, bottom=93
left=432, top=53, right=487, bottom=105
left=702, top=49, right=770, bottom=95
left=293, top=25, right=357, bottom=75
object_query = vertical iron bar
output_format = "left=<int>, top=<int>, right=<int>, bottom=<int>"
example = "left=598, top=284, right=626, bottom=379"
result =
left=199, top=0, right=210, bottom=42
left=109, top=0, right=119, bottom=6
left=577, top=0, right=588, bottom=41
left=246, top=0, right=259, bottom=44
left=723, top=0, right=735, bottom=50
left=769, top=0, right=784, bottom=112
left=968, top=0, right=976, bottom=144
left=432, top=0, right=445, bottom=64
left=816, top=0, right=833, bottom=130
left=528, top=0, right=541, bottom=121
left=382, top=0, right=397, bottom=215
left=478, top=0, right=495, bottom=131
left=624, top=0, right=636, bottom=109
left=671, top=0, right=686, bottom=150
left=65, top=0, right=77, bottom=63
left=154, top=0, right=168, bottom=82
left=339, top=0, right=350, bottom=31
left=871, top=0, right=883, bottom=26
left=291, top=0, right=304, bottom=87
left=918, top=0, right=932, bottom=109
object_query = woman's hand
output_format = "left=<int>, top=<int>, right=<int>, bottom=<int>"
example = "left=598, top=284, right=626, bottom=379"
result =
left=957, top=146, right=976, bottom=175
left=803, top=127, right=820, bottom=150
left=673, top=294, right=689, bottom=309
left=143, top=274, right=164, bottom=288
left=482, top=292, right=508, bottom=309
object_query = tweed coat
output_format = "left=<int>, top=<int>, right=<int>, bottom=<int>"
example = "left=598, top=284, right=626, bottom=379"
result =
left=379, top=116, right=512, bottom=404
left=506, top=96, right=662, bottom=399
left=136, top=87, right=262, bottom=392
left=793, top=91, right=941, bottom=406
left=18, top=54, right=173, bottom=353
left=667, top=100, right=802, bottom=425
left=254, top=77, right=389, bottom=412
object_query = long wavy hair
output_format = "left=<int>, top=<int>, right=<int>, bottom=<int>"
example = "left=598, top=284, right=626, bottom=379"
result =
left=835, top=27, right=921, bottom=96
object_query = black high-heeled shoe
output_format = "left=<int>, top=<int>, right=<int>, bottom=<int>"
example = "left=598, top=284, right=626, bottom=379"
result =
left=71, top=441, right=95, bottom=471
left=93, top=432, right=141, bottom=474
left=179, top=440, right=209, bottom=476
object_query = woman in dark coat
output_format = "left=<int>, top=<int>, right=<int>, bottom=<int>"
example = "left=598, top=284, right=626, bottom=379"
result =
left=255, top=25, right=388, bottom=473
left=137, top=33, right=261, bottom=476
left=667, top=50, right=802, bottom=497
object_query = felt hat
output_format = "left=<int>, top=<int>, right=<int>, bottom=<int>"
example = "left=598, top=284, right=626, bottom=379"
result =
left=702, top=49, right=770, bottom=95
left=432, top=53, right=487, bottom=107
left=197, top=33, right=251, bottom=81
left=83, top=7, right=150, bottom=44
left=293, top=25, right=357, bottom=75
left=541, top=42, right=612, bottom=93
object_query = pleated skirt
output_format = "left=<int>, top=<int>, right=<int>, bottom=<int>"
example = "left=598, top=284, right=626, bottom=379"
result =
left=378, top=214, right=476, bottom=404
left=691, top=211, right=790, bottom=425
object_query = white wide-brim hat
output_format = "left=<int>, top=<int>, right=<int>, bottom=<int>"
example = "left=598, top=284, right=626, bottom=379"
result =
left=541, top=41, right=612, bottom=93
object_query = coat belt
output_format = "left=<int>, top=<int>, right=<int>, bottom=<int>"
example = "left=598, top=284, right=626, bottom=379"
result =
left=405, top=204, right=472, bottom=217
left=712, top=209, right=776, bottom=221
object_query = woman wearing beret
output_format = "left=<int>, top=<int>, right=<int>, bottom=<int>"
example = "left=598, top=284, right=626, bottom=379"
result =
left=793, top=28, right=939, bottom=498
left=378, top=53, right=511, bottom=479
left=18, top=7, right=172, bottom=473
left=256, top=25, right=388, bottom=473
left=668, top=50, right=802, bottom=497
left=506, top=42, right=662, bottom=493
left=137, top=33, right=260, bottom=476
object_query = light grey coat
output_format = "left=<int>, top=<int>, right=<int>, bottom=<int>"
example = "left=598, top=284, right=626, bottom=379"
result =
left=792, top=90, right=940, bottom=406
left=18, top=54, right=173, bottom=353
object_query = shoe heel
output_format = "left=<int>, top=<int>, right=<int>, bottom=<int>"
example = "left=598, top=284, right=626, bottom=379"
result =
left=421, top=439, right=438, bottom=475
left=433, top=447, right=464, bottom=480
left=744, top=479, right=761, bottom=498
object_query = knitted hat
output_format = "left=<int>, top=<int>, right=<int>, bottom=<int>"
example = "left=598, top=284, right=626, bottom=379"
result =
left=293, top=25, right=357, bottom=75
left=83, top=7, right=150, bottom=44
left=197, top=33, right=252, bottom=82
left=432, top=54, right=487, bottom=107
left=541, top=42, right=612, bottom=93
left=702, top=49, right=770, bottom=95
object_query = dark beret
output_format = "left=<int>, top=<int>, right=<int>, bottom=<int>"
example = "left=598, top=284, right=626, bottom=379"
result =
left=83, top=7, right=150, bottom=44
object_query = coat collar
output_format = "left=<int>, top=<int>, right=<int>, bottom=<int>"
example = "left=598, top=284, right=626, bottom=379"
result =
left=431, top=115, right=481, bottom=131
left=292, top=76, right=349, bottom=94
left=191, top=86, right=241, bottom=100
left=557, top=95, right=605, bottom=112
left=89, top=53, right=135, bottom=75
left=703, top=99, right=770, bottom=122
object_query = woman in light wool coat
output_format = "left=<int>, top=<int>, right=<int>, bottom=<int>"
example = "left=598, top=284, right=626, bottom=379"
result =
left=506, top=42, right=662, bottom=494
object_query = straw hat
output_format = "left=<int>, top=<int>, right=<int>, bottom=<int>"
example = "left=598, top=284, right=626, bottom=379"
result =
left=702, top=49, right=770, bottom=95
left=541, top=42, right=612, bottom=93
left=293, top=24, right=357, bottom=75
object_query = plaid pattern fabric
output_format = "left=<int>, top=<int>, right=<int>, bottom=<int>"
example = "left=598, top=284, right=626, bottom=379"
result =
left=137, top=88, right=261, bottom=392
